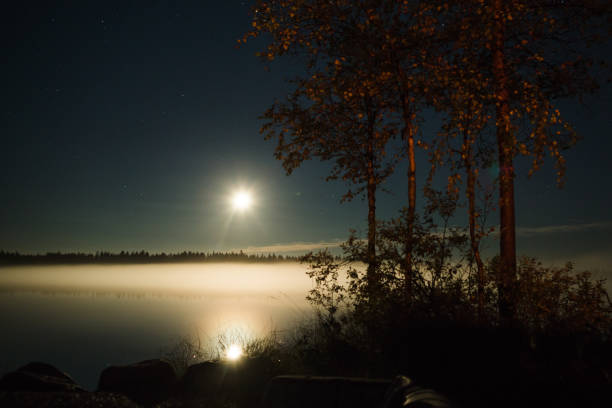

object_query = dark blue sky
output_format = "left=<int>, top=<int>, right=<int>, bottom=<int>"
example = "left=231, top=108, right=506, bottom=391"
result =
left=1, top=1, right=611, bottom=275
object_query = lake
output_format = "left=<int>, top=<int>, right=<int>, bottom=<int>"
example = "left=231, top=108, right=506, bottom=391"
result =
left=0, top=263, right=313, bottom=389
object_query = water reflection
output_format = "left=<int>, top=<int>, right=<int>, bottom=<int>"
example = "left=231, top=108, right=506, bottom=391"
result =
left=0, top=263, right=312, bottom=389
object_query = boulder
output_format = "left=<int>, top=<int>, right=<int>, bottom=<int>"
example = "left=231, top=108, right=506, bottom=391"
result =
left=180, top=357, right=274, bottom=392
left=179, top=357, right=276, bottom=406
left=0, top=391, right=140, bottom=408
left=0, top=362, right=84, bottom=393
left=97, top=359, right=177, bottom=405
left=179, top=361, right=225, bottom=395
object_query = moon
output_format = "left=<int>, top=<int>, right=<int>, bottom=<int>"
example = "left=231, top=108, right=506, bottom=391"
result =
left=231, top=190, right=253, bottom=211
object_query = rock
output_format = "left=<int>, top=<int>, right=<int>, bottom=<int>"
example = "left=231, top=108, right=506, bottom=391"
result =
left=97, top=359, right=177, bottom=406
left=179, top=361, right=225, bottom=396
left=179, top=357, right=277, bottom=406
left=0, top=362, right=84, bottom=393
left=261, top=375, right=391, bottom=408
left=0, top=391, right=140, bottom=408
left=229, top=356, right=277, bottom=405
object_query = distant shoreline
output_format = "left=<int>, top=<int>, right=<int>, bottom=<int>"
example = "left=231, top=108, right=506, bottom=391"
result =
left=0, top=250, right=301, bottom=266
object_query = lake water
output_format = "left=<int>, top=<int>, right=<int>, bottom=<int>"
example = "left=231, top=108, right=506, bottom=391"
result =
left=0, top=263, right=313, bottom=389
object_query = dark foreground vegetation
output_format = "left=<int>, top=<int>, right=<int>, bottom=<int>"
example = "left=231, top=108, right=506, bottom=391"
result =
left=288, top=247, right=612, bottom=407
left=165, top=246, right=612, bottom=407
left=0, top=250, right=299, bottom=265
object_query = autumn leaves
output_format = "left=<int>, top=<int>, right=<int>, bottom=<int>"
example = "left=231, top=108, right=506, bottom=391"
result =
left=244, top=0, right=609, bottom=324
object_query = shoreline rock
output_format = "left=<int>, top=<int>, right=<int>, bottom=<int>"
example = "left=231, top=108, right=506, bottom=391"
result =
left=0, top=391, right=140, bottom=408
left=0, top=360, right=456, bottom=407
left=0, top=362, right=84, bottom=393
left=97, top=359, right=177, bottom=406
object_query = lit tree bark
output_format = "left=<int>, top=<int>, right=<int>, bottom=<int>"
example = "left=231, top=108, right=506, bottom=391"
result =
left=492, top=0, right=517, bottom=326
left=396, top=53, right=418, bottom=302
left=406, top=115, right=417, bottom=299
left=366, top=121, right=378, bottom=300
left=400, top=92, right=417, bottom=301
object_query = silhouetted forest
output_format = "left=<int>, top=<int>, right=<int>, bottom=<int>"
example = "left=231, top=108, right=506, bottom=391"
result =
left=0, top=250, right=300, bottom=265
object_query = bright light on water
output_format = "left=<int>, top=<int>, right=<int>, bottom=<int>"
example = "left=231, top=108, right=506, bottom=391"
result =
left=226, top=344, right=243, bottom=361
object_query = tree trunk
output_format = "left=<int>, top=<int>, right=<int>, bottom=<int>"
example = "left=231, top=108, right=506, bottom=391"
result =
left=407, top=123, right=416, bottom=291
left=492, top=0, right=517, bottom=326
left=464, top=130, right=486, bottom=322
left=395, top=56, right=417, bottom=303
left=400, top=91, right=417, bottom=303
left=366, top=115, right=377, bottom=302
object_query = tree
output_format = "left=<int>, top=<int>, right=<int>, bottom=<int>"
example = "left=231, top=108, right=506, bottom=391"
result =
left=245, top=0, right=442, bottom=301
left=261, top=64, right=396, bottom=300
left=370, top=0, right=438, bottom=301
left=436, top=0, right=610, bottom=324
left=245, top=0, right=610, bottom=323
left=247, top=1, right=416, bottom=299
left=428, top=47, right=496, bottom=322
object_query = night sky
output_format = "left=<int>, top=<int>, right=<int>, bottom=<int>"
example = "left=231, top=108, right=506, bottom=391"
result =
left=1, top=2, right=611, bottom=275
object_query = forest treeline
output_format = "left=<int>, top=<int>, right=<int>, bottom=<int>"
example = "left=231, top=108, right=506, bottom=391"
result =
left=0, top=250, right=300, bottom=265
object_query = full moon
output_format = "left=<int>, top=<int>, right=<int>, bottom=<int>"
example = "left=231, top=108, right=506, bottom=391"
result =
left=232, top=191, right=252, bottom=211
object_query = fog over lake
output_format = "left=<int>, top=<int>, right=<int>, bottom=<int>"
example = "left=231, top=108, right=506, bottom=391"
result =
left=0, top=263, right=312, bottom=389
